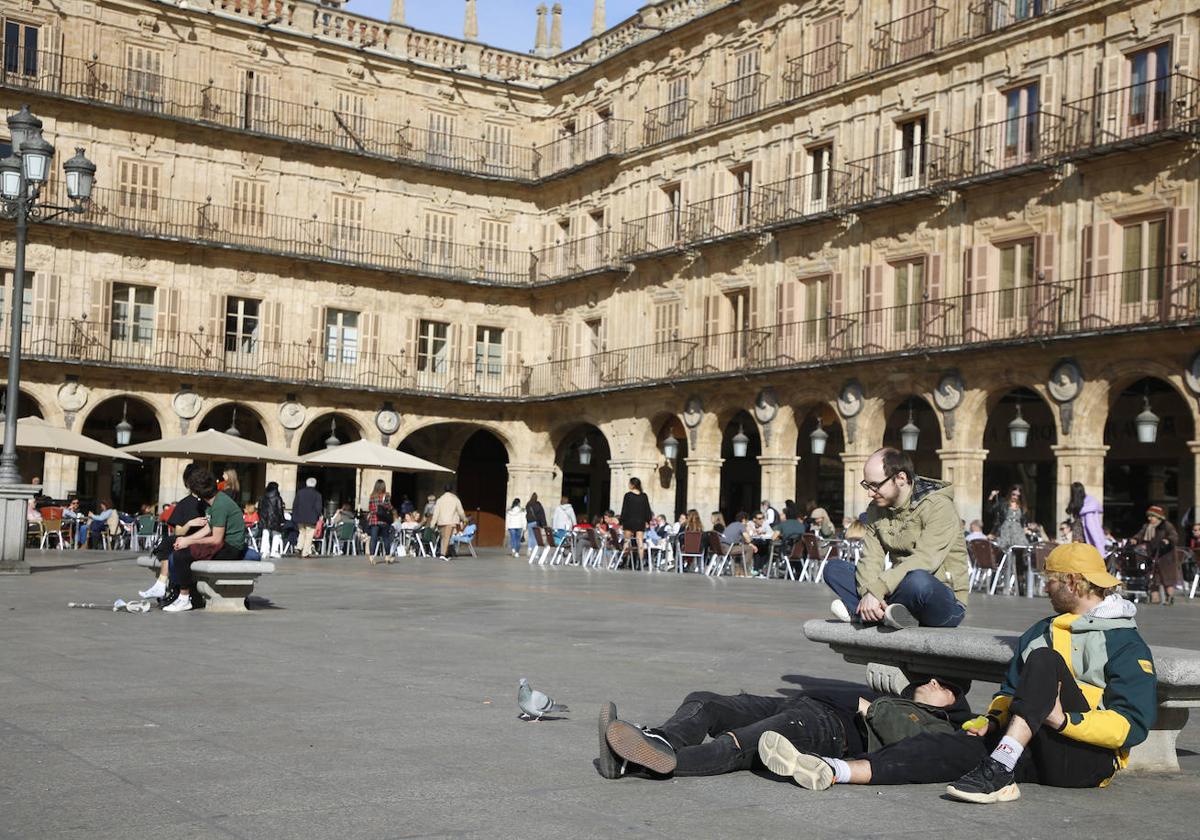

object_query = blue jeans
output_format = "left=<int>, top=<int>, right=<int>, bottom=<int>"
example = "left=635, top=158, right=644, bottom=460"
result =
left=368, top=524, right=390, bottom=554
left=526, top=524, right=540, bottom=551
left=824, top=560, right=965, bottom=628
left=508, top=528, right=523, bottom=552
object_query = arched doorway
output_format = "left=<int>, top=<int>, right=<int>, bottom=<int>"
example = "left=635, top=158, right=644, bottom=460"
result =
left=79, top=396, right=161, bottom=511
left=392, top=424, right=510, bottom=545
left=719, top=411, right=761, bottom=521
left=1104, top=377, right=1194, bottom=537
left=654, top=415, right=688, bottom=520
left=982, top=388, right=1057, bottom=532
left=557, top=424, right=610, bottom=521
left=883, top=397, right=941, bottom=479
left=796, top=404, right=844, bottom=521
left=197, top=402, right=268, bottom=507
left=297, top=413, right=362, bottom=513
left=2, top=388, right=45, bottom=484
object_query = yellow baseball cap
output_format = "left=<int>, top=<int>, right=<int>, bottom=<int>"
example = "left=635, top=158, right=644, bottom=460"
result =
left=1045, top=543, right=1120, bottom=588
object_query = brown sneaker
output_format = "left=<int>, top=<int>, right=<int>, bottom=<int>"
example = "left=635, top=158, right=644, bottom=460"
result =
left=597, top=703, right=622, bottom=779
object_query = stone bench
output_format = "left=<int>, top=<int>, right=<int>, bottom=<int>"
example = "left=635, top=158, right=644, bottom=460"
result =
left=136, top=555, right=275, bottom=613
left=803, top=619, right=1200, bottom=773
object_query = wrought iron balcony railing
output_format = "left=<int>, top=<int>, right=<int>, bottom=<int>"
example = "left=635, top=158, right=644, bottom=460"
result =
left=755, top=169, right=856, bottom=229
left=7, top=265, right=1195, bottom=401
left=785, top=43, right=850, bottom=101
left=709, top=74, right=769, bottom=126
left=0, top=44, right=625, bottom=183
left=643, top=99, right=696, bottom=146
left=1057, top=72, right=1200, bottom=160
left=938, top=111, right=1061, bottom=186
left=844, top=144, right=946, bottom=208
left=686, top=185, right=780, bottom=244
left=871, top=5, right=946, bottom=72
left=964, top=0, right=1056, bottom=40
left=620, top=208, right=691, bottom=259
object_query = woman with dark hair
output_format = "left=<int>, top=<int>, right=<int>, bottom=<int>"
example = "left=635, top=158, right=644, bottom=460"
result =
left=257, top=480, right=285, bottom=559
left=1066, top=481, right=1105, bottom=551
left=989, top=484, right=1032, bottom=593
left=619, top=477, right=653, bottom=569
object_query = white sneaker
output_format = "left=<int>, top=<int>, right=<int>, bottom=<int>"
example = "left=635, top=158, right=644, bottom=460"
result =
left=758, top=731, right=834, bottom=790
left=139, top=579, right=167, bottom=599
left=163, top=594, right=192, bottom=612
left=830, top=599, right=853, bottom=623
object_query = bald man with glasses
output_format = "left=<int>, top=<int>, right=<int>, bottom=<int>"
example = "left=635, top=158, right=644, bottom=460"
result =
left=824, top=447, right=970, bottom=629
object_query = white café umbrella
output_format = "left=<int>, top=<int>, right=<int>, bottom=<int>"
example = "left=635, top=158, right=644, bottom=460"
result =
left=300, top=439, right=453, bottom=474
left=121, top=428, right=302, bottom=464
left=0, top=416, right=141, bottom=461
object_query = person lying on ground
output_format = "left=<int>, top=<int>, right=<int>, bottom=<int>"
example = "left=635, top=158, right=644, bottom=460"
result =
left=596, top=675, right=970, bottom=780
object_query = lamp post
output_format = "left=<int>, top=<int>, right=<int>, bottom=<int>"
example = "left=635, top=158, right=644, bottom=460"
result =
left=0, top=105, right=95, bottom=573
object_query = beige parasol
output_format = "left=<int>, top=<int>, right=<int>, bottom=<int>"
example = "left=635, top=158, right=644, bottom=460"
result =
left=121, top=428, right=302, bottom=464
left=0, top=416, right=142, bottom=461
left=299, top=439, right=453, bottom=473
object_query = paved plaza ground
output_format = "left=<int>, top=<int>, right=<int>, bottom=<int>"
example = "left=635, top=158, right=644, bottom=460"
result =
left=1, top=548, right=1198, bottom=840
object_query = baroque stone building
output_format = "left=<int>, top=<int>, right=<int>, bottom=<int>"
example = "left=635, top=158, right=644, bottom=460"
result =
left=1, top=0, right=1198, bottom=542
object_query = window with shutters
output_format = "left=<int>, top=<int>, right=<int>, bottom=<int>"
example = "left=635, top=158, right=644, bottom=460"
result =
left=1003, top=83, right=1039, bottom=161
left=111, top=283, right=155, bottom=345
left=231, top=178, right=267, bottom=233
left=224, top=297, right=260, bottom=355
left=331, top=194, right=364, bottom=252
left=424, top=210, right=455, bottom=265
left=417, top=319, right=450, bottom=373
left=1120, top=217, right=1167, bottom=305
left=427, top=112, right=456, bottom=164
left=241, top=69, right=274, bottom=131
left=475, top=325, right=503, bottom=378
left=124, top=45, right=163, bottom=110
left=325, top=309, right=359, bottom=365
left=808, top=14, right=843, bottom=92
left=997, top=240, right=1035, bottom=320
left=118, top=159, right=161, bottom=214
left=3, top=20, right=38, bottom=77
left=731, top=48, right=761, bottom=119
left=725, top=289, right=753, bottom=361
left=653, top=300, right=680, bottom=347
left=0, top=269, right=33, bottom=330
left=802, top=275, right=829, bottom=343
left=334, top=89, right=368, bottom=146
left=891, top=258, right=925, bottom=333
left=484, top=123, right=513, bottom=173
left=666, top=75, right=690, bottom=133
left=481, top=219, right=511, bottom=269
left=896, top=116, right=927, bottom=190
left=1127, top=44, right=1171, bottom=131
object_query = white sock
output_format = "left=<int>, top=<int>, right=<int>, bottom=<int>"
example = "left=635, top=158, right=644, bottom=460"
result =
left=989, top=736, right=1024, bottom=772
left=823, top=757, right=851, bottom=784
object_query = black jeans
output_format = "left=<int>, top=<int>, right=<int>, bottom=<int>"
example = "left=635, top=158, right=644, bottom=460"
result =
left=170, top=543, right=244, bottom=590
left=1006, top=647, right=1119, bottom=788
left=653, top=692, right=848, bottom=776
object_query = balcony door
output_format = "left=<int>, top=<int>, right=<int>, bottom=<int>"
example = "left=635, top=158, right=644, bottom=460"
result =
left=1127, top=44, right=1171, bottom=136
left=474, top=325, right=503, bottom=393
left=110, top=283, right=156, bottom=361
left=890, top=258, right=926, bottom=345
left=1120, top=217, right=1167, bottom=321
left=997, top=239, right=1035, bottom=335
left=1003, top=83, right=1039, bottom=164
left=2, top=20, right=38, bottom=78
left=224, top=296, right=260, bottom=372
left=895, top=116, right=927, bottom=193
left=324, top=308, right=359, bottom=382
left=416, top=319, right=451, bottom=388
left=807, top=145, right=834, bottom=214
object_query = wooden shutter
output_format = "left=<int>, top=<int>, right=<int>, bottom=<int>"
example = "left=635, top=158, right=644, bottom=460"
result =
left=34, top=274, right=60, bottom=323
left=89, top=279, right=112, bottom=329
left=262, top=301, right=283, bottom=346
left=1174, top=208, right=1191, bottom=263
left=1039, top=235, right=1055, bottom=285
left=404, top=316, right=419, bottom=378
left=747, top=286, right=760, bottom=330
left=1081, top=224, right=1094, bottom=279
left=830, top=272, right=843, bottom=315
left=703, top=293, right=721, bottom=337
left=504, top=329, right=522, bottom=369
left=310, top=305, right=325, bottom=350
left=1103, top=55, right=1123, bottom=123
left=974, top=245, right=990, bottom=310
left=776, top=279, right=797, bottom=325
left=1095, top=221, right=1112, bottom=291
left=205, top=293, right=223, bottom=344
left=928, top=253, right=942, bottom=300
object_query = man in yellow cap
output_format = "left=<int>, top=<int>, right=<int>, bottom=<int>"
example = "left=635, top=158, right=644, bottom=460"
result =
left=946, top=543, right=1157, bottom=803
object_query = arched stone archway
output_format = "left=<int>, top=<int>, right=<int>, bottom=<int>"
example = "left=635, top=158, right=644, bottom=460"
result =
left=555, top=424, right=611, bottom=521
left=719, top=410, right=761, bottom=521
left=297, top=413, right=364, bottom=512
left=882, top=396, right=941, bottom=479
left=78, top=395, right=162, bottom=511
left=651, top=413, right=687, bottom=520
left=197, top=402, right=269, bottom=506
left=982, top=387, right=1058, bottom=533
left=1104, top=376, right=1195, bottom=536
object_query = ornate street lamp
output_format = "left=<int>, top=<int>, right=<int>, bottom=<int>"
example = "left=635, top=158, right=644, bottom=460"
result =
left=810, top=424, right=829, bottom=455
left=324, top=418, right=341, bottom=448
left=660, top=431, right=679, bottom=462
left=114, top=401, right=133, bottom=447
left=62, top=148, right=97, bottom=202
left=899, top=402, right=920, bottom=452
left=1008, top=399, right=1031, bottom=449
left=577, top=437, right=593, bottom=466
left=731, top=425, right=750, bottom=458
left=1135, top=392, right=1160, bottom=444
left=225, top=408, right=242, bottom=438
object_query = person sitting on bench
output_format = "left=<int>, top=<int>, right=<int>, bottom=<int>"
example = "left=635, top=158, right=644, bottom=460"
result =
left=164, top=468, right=249, bottom=613
left=824, top=447, right=969, bottom=629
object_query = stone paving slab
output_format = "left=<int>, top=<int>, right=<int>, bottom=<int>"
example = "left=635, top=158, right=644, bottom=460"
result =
left=0, top=549, right=1197, bottom=839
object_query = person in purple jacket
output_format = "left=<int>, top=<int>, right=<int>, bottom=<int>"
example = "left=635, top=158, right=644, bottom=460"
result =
left=1066, top=482, right=1105, bottom=552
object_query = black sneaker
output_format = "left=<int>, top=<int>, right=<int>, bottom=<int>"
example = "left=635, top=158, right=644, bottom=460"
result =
left=946, top=757, right=1021, bottom=804
left=605, top=719, right=677, bottom=775
left=597, top=702, right=622, bottom=779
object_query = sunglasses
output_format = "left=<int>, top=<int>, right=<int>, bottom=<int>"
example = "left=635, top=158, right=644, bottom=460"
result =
left=860, top=474, right=897, bottom=494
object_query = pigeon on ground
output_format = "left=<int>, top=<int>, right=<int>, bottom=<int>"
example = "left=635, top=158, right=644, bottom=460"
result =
left=517, top=677, right=568, bottom=720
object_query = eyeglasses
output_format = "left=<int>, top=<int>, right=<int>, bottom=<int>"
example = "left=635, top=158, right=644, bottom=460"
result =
left=860, top=474, right=897, bottom=494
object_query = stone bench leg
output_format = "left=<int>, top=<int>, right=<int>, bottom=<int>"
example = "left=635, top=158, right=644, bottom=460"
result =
left=1127, top=708, right=1187, bottom=773
left=194, top=574, right=258, bottom=613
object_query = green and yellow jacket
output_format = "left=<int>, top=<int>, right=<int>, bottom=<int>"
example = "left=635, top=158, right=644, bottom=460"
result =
left=987, top=596, right=1158, bottom=771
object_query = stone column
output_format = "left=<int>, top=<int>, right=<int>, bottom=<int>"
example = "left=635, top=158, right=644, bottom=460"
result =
left=935, top=448, right=989, bottom=525
left=41, top=452, right=78, bottom=499
left=0, top=482, right=34, bottom=573
left=592, top=0, right=606, bottom=35
left=758, top=455, right=799, bottom=509
left=359, top=469, right=392, bottom=509
left=685, top=456, right=723, bottom=519
left=1051, top=444, right=1108, bottom=521
left=841, top=452, right=870, bottom=517
left=550, top=3, right=563, bottom=51
left=607, top=459, right=661, bottom=514
left=533, top=4, right=549, bottom=57
left=268, top=463, right=299, bottom=508
left=157, top=457, right=187, bottom=507
left=389, top=0, right=405, bottom=23
left=506, top=462, right=558, bottom=511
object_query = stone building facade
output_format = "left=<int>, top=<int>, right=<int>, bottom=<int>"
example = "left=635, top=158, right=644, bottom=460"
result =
left=1, top=0, right=1198, bottom=541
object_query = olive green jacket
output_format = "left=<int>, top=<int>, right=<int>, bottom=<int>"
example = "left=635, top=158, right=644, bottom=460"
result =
left=856, top=477, right=970, bottom=605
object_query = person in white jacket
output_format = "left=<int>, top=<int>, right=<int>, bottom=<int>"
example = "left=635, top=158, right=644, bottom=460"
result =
left=505, top=499, right=525, bottom=557
left=551, top=496, right=578, bottom=544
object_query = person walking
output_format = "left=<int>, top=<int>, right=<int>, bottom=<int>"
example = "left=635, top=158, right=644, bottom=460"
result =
left=1138, top=505, right=1180, bottom=605
left=292, top=477, right=324, bottom=558
left=525, top=493, right=547, bottom=558
left=551, top=495, right=577, bottom=544
left=619, top=478, right=653, bottom=569
left=505, top=498, right=525, bottom=557
left=366, top=479, right=394, bottom=557
left=1066, top=481, right=1105, bottom=552
left=257, top=481, right=286, bottom=559
left=432, top=483, right=465, bottom=561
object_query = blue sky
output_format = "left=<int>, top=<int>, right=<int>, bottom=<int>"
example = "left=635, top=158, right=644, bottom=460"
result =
left=345, top=1, right=645, bottom=53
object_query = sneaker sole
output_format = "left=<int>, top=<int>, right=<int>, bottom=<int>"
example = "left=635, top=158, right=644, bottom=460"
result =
left=597, top=703, right=621, bottom=779
left=945, top=782, right=1021, bottom=804
left=605, top=720, right=676, bottom=775
left=758, top=731, right=833, bottom=790
left=883, top=606, right=918, bottom=630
